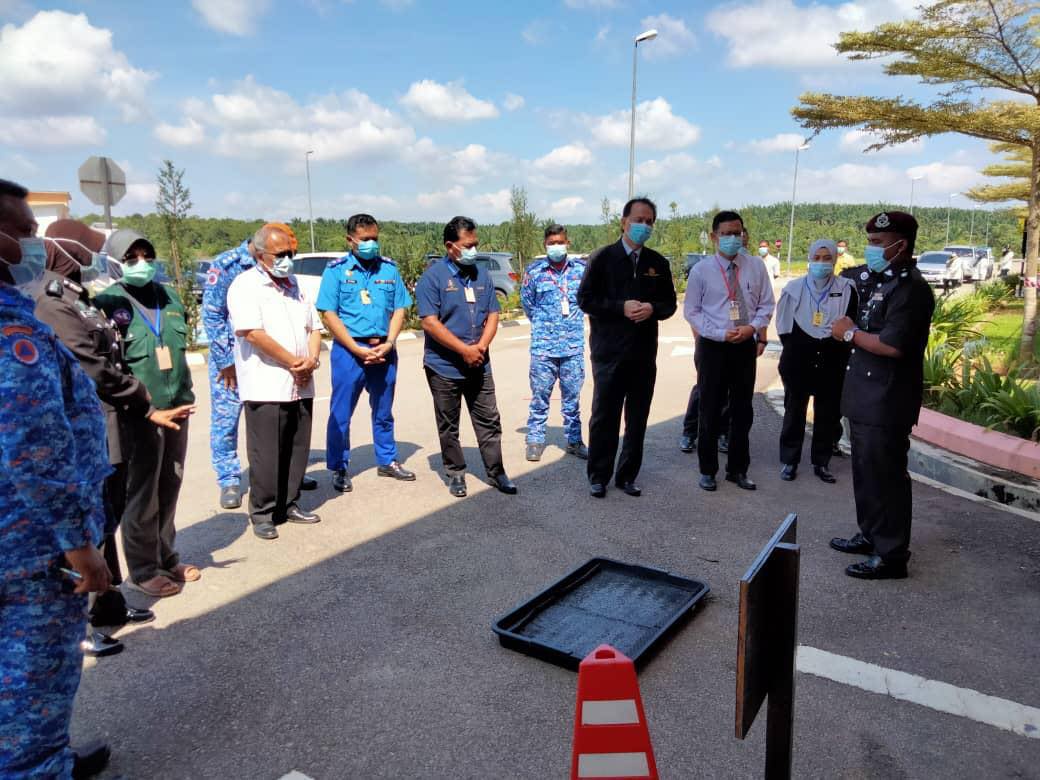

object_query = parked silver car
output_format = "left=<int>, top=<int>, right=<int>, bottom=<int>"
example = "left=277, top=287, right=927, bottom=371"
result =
left=917, top=250, right=964, bottom=287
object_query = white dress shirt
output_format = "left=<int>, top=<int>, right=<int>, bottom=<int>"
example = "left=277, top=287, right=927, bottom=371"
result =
left=684, top=251, right=775, bottom=342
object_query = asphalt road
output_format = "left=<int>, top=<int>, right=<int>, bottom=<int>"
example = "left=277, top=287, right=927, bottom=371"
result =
left=71, top=310, right=1040, bottom=779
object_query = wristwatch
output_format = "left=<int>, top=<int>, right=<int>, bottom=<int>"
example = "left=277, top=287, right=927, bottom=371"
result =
left=843, top=327, right=858, bottom=343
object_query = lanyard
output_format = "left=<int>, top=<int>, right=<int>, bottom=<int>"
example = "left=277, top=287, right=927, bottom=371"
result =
left=715, top=257, right=740, bottom=301
left=119, top=285, right=162, bottom=340
left=804, top=277, right=835, bottom=312
left=546, top=263, right=569, bottom=297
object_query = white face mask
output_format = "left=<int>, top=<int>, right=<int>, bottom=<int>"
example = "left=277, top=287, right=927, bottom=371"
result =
left=0, top=233, right=47, bottom=297
left=270, top=255, right=295, bottom=278
left=456, top=245, right=478, bottom=266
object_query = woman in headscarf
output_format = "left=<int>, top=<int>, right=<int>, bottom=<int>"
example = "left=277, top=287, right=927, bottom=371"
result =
left=775, top=239, right=857, bottom=483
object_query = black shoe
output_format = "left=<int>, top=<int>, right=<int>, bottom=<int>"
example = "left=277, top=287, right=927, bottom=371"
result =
left=726, top=473, right=757, bottom=490
left=831, top=443, right=844, bottom=457
left=565, top=441, right=589, bottom=460
left=829, top=532, right=873, bottom=555
left=286, top=506, right=320, bottom=524
left=252, top=521, right=278, bottom=540
left=125, top=606, right=155, bottom=624
left=525, top=443, right=544, bottom=462
left=332, top=469, right=353, bottom=493
left=493, top=474, right=518, bottom=494
left=699, top=474, right=717, bottom=491
left=220, top=484, right=242, bottom=510
left=718, top=435, right=729, bottom=453
left=589, top=482, right=607, bottom=498
left=72, top=740, right=111, bottom=779
left=89, top=590, right=129, bottom=627
left=80, top=632, right=123, bottom=658
left=378, top=461, right=416, bottom=481
left=780, top=464, right=797, bottom=481
left=449, top=474, right=467, bottom=498
left=300, top=475, right=319, bottom=490
left=679, top=435, right=695, bottom=453
left=814, top=465, right=837, bottom=484
left=845, top=554, right=909, bottom=580
left=615, top=480, right=642, bottom=497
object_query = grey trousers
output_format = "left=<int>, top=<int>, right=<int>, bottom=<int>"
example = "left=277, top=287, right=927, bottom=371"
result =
left=120, top=415, right=189, bottom=582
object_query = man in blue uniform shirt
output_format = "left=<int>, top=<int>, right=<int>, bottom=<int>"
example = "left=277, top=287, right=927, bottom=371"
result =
left=317, top=213, right=416, bottom=492
left=414, top=216, right=517, bottom=498
left=520, top=224, right=588, bottom=462
left=0, top=178, right=112, bottom=779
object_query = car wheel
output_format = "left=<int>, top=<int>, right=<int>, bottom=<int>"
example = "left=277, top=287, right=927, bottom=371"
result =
left=495, top=288, right=508, bottom=307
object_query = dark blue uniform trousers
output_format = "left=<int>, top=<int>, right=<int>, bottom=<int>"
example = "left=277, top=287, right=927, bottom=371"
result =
left=326, top=342, right=398, bottom=470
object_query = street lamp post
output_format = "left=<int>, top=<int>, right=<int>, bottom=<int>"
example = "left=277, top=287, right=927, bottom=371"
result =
left=969, top=204, right=978, bottom=245
left=305, top=150, right=316, bottom=253
left=945, top=192, right=959, bottom=245
left=909, top=175, right=923, bottom=215
left=984, top=210, right=991, bottom=246
left=627, top=28, right=658, bottom=200
left=785, top=140, right=811, bottom=275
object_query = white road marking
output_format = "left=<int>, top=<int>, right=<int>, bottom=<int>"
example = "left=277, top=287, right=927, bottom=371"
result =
left=797, top=646, right=1040, bottom=739
left=314, top=396, right=330, bottom=402
left=670, top=346, right=696, bottom=358
left=506, top=334, right=531, bottom=341
left=577, top=752, right=650, bottom=778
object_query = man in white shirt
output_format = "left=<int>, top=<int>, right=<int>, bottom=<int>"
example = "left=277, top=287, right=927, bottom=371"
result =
left=757, top=240, right=781, bottom=279
left=227, top=224, right=323, bottom=540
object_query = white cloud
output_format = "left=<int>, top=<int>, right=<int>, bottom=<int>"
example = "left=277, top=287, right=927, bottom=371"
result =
left=416, top=186, right=511, bottom=220
left=639, top=14, right=695, bottom=59
left=503, top=93, right=525, bottom=111
left=594, top=25, right=610, bottom=44
left=746, top=133, right=807, bottom=154
left=399, top=79, right=499, bottom=122
left=840, top=129, right=925, bottom=155
left=588, top=98, right=700, bottom=150
left=0, top=11, right=155, bottom=121
left=522, top=19, right=548, bottom=45
left=549, top=196, right=586, bottom=217
left=192, top=0, right=271, bottom=36
left=534, top=143, right=594, bottom=171
left=0, top=115, right=105, bottom=147
left=154, top=118, right=206, bottom=147
left=633, top=153, right=720, bottom=190
left=706, top=0, right=917, bottom=70
left=905, top=161, right=981, bottom=195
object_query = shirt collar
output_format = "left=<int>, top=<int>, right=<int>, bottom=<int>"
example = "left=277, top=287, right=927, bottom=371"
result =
left=620, top=236, right=640, bottom=256
left=345, top=252, right=383, bottom=272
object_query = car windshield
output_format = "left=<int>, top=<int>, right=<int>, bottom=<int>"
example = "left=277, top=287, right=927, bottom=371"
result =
left=917, top=253, right=950, bottom=266
left=944, top=247, right=973, bottom=257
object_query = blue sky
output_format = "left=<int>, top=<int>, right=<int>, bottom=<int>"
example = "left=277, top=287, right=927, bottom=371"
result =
left=0, top=0, right=1012, bottom=224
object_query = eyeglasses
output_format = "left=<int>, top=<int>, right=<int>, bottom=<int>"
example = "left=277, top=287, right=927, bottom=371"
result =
left=264, top=250, right=295, bottom=259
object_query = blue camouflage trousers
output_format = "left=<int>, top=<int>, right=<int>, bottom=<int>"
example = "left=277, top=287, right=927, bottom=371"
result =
left=0, top=568, right=86, bottom=779
left=208, top=358, right=242, bottom=487
left=526, top=354, right=585, bottom=445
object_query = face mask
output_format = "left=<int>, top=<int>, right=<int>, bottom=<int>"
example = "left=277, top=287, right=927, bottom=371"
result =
left=456, top=246, right=478, bottom=266
left=354, top=239, right=380, bottom=261
left=718, top=235, right=742, bottom=256
left=0, top=234, right=47, bottom=296
left=758, top=247, right=768, bottom=257
left=546, top=244, right=568, bottom=263
left=808, top=261, right=833, bottom=280
left=47, top=237, right=108, bottom=283
left=864, top=242, right=900, bottom=273
left=270, top=255, right=295, bottom=278
left=122, top=260, right=157, bottom=287
left=626, top=223, right=652, bottom=245
left=837, top=247, right=846, bottom=255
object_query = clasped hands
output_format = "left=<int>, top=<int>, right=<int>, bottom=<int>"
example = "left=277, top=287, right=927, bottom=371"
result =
left=461, top=342, right=488, bottom=368
left=289, top=355, right=320, bottom=386
left=624, top=300, right=654, bottom=323
left=725, top=324, right=756, bottom=344
left=352, top=341, right=394, bottom=366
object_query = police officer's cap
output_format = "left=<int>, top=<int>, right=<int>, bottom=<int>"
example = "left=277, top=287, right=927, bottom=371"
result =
left=106, top=229, right=156, bottom=261
left=866, top=211, right=917, bottom=241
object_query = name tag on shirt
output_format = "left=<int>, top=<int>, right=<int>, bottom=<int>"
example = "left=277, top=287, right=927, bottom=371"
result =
left=156, top=346, right=173, bottom=371
left=729, top=300, right=740, bottom=321
left=464, top=287, right=476, bottom=304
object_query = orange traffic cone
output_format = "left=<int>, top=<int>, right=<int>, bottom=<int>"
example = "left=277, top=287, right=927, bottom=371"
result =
left=570, top=644, right=659, bottom=779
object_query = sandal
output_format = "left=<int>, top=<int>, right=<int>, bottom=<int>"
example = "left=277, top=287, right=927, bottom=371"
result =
left=127, top=575, right=182, bottom=598
left=167, top=563, right=202, bottom=583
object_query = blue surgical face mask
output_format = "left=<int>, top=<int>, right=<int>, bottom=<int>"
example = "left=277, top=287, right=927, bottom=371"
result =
left=626, top=222, right=652, bottom=245
left=864, top=243, right=898, bottom=273
left=808, top=261, right=833, bottom=280
left=355, top=239, right=380, bottom=261
left=456, top=245, right=478, bottom=266
left=270, top=255, right=295, bottom=278
left=47, top=237, right=108, bottom=283
left=758, top=247, right=768, bottom=257
left=546, top=244, right=568, bottom=263
left=0, top=234, right=47, bottom=296
left=718, top=235, right=743, bottom=257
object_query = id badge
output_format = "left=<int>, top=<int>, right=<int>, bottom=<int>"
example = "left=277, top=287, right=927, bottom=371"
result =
left=728, top=300, right=740, bottom=321
left=812, top=310, right=824, bottom=327
left=360, top=289, right=372, bottom=305
left=561, top=298, right=571, bottom=317
left=156, top=345, right=173, bottom=371
left=464, top=286, right=476, bottom=304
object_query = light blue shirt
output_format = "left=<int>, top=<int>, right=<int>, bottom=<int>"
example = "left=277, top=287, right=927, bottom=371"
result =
left=684, top=251, right=775, bottom=342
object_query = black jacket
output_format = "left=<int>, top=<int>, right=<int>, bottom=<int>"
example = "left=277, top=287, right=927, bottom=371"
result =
left=576, top=240, right=677, bottom=363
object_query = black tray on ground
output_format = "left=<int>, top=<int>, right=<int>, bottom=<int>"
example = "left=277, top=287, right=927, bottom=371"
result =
left=492, top=558, right=710, bottom=671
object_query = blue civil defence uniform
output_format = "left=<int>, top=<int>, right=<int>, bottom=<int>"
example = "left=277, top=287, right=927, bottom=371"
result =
left=201, top=239, right=254, bottom=486
left=316, top=253, right=412, bottom=469
left=0, top=283, right=108, bottom=779
left=520, top=256, right=586, bottom=445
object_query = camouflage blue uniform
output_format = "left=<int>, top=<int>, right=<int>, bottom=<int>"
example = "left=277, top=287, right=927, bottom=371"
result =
left=520, top=257, right=586, bottom=445
left=201, top=240, right=254, bottom=487
left=0, top=283, right=108, bottom=779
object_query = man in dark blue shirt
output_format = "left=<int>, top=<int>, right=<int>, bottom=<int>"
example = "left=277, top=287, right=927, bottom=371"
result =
left=414, top=216, right=517, bottom=498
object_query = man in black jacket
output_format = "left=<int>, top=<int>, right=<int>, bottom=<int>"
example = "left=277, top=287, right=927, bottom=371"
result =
left=576, top=197, right=677, bottom=497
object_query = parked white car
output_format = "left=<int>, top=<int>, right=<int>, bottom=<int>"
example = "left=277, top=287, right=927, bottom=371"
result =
left=943, top=245, right=993, bottom=282
left=291, top=252, right=345, bottom=304
left=917, top=250, right=965, bottom=288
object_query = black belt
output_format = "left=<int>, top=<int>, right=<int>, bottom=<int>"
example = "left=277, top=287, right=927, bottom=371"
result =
left=354, top=336, right=387, bottom=345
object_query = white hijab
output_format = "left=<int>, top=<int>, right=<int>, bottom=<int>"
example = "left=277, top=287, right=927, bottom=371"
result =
left=776, top=239, right=853, bottom=339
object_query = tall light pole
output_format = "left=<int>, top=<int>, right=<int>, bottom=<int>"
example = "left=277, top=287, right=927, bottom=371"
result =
left=908, top=174, right=923, bottom=215
left=945, top=192, right=959, bottom=244
left=627, top=28, right=658, bottom=200
left=969, top=204, right=978, bottom=245
left=984, top=209, right=992, bottom=246
left=305, top=149, right=316, bottom=252
left=785, top=139, right=811, bottom=275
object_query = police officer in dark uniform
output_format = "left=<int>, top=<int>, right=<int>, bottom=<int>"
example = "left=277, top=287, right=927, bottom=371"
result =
left=829, top=211, right=934, bottom=580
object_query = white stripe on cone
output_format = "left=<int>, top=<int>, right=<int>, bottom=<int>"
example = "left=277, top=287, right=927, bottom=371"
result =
left=577, top=752, right=651, bottom=778
left=581, top=699, right=640, bottom=726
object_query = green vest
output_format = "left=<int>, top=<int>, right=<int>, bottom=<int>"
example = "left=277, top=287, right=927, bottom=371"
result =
left=95, top=283, right=195, bottom=410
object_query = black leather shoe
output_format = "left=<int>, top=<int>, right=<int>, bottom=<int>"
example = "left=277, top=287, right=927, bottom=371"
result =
left=829, top=532, right=873, bottom=555
left=286, top=506, right=320, bottom=524
left=565, top=441, right=589, bottom=459
left=252, top=521, right=278, bottom=540
left=89, top=590, right=129, bottom=627
left=493, top=474, right=518, bottom=494
left=449, top=474, right=467, bottom=497
left=300, top=475, right=318, bottom=490
left=332, top=469, right=353, bottom=493
left=80, top=632, right=123, bottom=658
left=726, top=473, right=757, bottom=490
left=717, top=435, right=729, bottom=453
left=679, top=435, right=695, bottom=453
left=846, top=554, right=909, bottom=580
left=220, top=484, right=242, bottom=510
left=699, top=474, right=717, bottom=491
left=615, top=480, right=642, bottom=497
left=378, top=461, right=416, bottom=481
left=814, top=465, right=837, bottom=483
left=780, top=464, right=797, bottom=481
left=125, top=606, right=155, bottom=624
left=72, top=740, right=111, bottom=779
left=589, top=482, right=606, bottom=498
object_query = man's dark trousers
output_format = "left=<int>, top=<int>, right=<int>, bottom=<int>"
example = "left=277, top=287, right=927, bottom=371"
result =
left=244, top=399, right=313, bottom=524
left=849, top=422, right=912, bottom=563
left=588, top=357, right=657, bottom=485
left=696, top=338, right=756, bottom=476
left=425, top=367, right=504, bottom=477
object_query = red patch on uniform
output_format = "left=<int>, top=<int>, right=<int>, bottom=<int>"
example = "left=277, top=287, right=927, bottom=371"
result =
left=206, top=268, right=221, bottom=286
left=2, top=325, right=32, bottom=337
left=11, top=338, right=39, bottom=365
